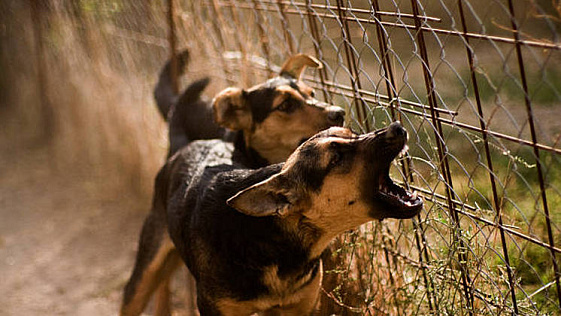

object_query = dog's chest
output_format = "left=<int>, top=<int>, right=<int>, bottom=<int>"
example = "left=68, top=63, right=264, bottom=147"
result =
left=262, top=263, right=318, bottom=297
left=216, top=262, right=323, bottom=313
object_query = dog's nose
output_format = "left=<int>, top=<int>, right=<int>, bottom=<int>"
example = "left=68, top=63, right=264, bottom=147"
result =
left=386, top=121, right=407, bottom=139
left=327, top=106, right=345, bottom=126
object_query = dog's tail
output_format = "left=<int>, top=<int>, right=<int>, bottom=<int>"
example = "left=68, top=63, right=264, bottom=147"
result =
left=154, top=50, right=190, bottom=120
left=168, top=77, right=222, bottom=156
left=174, top=77, right=210, bottom=108
left=155, top=49, right=228, bottom=156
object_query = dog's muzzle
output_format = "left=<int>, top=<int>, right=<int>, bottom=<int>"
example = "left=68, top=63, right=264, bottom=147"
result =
left=327, top=106, right=345, bottom=126
left=365, top=121, right=423, bottom=219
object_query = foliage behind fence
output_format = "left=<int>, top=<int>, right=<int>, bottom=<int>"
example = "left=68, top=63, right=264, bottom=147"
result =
left=5, top=0, right=561, bottom=315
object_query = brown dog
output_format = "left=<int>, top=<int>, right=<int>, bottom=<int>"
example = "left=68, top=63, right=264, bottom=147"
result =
left=120, top=122, right=422, bottom=315
left=154, top=50, right=345, bottom=162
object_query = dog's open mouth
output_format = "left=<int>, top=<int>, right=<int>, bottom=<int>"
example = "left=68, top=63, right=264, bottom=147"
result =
left=376, top=169, right=423, bottom=218
left=368, top=123, right=422, bottom=218
left=379, top=173, right=422, bottom=207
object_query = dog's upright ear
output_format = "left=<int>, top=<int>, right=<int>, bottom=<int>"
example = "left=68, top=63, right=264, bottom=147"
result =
left=280, top=54, right=322, bottom=79
left=227, top=174, right=300, bottom=217
left=212, top=87, right=252, bottom=130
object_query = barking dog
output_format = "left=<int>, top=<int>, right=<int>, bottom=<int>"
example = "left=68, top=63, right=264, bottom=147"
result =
left=154, top=50, right=345, bottom=162
left=120, top=122, right=422, bottom=315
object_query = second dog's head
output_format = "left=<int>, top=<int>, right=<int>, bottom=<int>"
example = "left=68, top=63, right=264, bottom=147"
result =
left=213, top=54, right=345, bottom=164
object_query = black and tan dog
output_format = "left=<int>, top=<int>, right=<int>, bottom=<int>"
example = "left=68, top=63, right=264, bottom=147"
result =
left=120, top=122, right=422, bottom=315
left=154, top=50, right=345, bottom=161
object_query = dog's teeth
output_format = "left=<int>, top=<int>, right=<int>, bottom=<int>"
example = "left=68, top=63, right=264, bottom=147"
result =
left=412, top=191, right=418, bottom=200
left=400, top=145, right=409, bottom=156
left=379, top=183, right=390, bottom=193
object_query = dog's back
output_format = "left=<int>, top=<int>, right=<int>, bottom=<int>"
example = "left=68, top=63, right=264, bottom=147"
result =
left=122, top=139, right=241, bottom=315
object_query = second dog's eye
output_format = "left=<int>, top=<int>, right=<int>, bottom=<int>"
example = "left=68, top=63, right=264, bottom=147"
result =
left=329, top=142, right=343, bottom=166
left=276, top=100, right=296, bottom=113
left=310, top=90, right=316, bottom=98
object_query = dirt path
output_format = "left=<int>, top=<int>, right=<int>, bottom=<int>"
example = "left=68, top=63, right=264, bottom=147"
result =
left=0, top=133, right=153, bottom=315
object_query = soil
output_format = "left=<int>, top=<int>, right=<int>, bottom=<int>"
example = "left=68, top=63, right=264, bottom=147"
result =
left=0, top=125, right=191, bottom=315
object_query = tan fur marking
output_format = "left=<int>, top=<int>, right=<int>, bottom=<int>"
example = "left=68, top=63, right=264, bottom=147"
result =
left=216, top=264, right=322, bottom=315
left=154, top=276, right=172, bottom=316
left=262, top=264, right=316, bottom=297
left=271, top=85, right=306, bottom=109
left=297, top=82, right=314, bottom=97
left=283, top=132, right=355, bottom=172
left=120, top=234, right=178, bottom=316
left=304, top=162, right=374, bottom=258
left=212, top=87, right=252, bottom=130
left=216, top=299, right=260, bottom=316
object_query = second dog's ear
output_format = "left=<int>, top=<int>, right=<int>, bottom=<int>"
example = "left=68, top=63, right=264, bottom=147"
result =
left=280, top=54, right=322, bottom=79
left=227, top=174, right=299, bottom=217
left=212, top=87, right=252, bottom=130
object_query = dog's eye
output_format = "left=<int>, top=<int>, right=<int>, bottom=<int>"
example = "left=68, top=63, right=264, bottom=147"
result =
left=330, top=151, right=341, bottom=166
left=328, top=142, right=354, bottom=168
left=310, top=90, right=316, bottom=98
left=276, top=100, right=296, bottom=113
left=329, top=142, right=343, bottom=166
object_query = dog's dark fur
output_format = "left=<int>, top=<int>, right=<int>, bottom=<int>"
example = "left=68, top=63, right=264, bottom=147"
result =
left=120, top=123, right=422, bottom=315
left=154, top=50, right=345, bottom=160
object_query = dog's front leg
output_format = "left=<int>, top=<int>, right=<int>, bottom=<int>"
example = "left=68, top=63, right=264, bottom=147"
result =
left=120, top=211, right=180, bottom=316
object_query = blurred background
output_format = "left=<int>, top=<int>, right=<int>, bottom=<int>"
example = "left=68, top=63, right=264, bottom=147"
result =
left=0, top=1, right=172, bottom=315
left=1, top=0, right=561, bottom=315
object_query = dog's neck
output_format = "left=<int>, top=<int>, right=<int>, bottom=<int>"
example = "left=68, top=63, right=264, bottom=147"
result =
left=272, top=213, right=326, bottom=262
left=256, top=215, right=323, bottom=293
left=232, top=131, right=270, bottom=168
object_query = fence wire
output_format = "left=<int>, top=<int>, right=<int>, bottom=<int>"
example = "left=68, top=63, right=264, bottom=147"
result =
left=14, top=0, right=561, bottom=315
left=179, top=1, right=561, bottom=314
left=174, top=1, right=561, bottom=314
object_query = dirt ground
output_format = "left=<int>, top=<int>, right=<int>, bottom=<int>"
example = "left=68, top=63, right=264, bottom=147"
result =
left=0, top=119, right=192, bottom=315
left=0, top=133, right=134, bottom=314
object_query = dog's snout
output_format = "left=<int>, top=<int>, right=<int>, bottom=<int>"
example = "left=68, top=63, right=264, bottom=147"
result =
left=386, top=121, right=406, bottom=139
left=327, top=106, right=345, bottom=126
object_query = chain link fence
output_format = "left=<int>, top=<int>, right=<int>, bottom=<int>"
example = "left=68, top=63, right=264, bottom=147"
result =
left=4, top=0, right=560, bottom=315
left=175, top=1, right=561, bottom=314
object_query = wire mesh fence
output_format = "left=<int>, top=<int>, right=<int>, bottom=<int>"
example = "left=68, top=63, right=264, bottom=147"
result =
left=174, top=1, right=561, bottom=314
left=7, top=0, right=561, bottom=315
